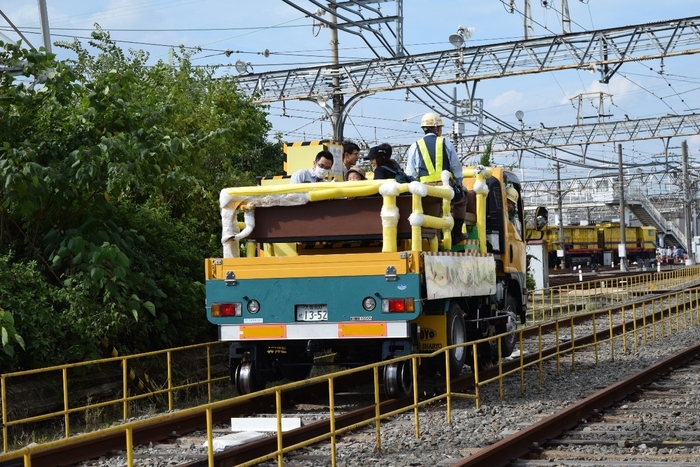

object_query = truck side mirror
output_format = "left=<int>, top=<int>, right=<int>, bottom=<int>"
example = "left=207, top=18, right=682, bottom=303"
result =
left=535, top=206, right=548, bottom=231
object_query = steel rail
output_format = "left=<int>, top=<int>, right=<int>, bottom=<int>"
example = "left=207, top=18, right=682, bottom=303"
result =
left=1, top=286, right=696, bottom=467
left=449, top=341, right=700, bottom=466
left=176, top=286, right=700, bottom=466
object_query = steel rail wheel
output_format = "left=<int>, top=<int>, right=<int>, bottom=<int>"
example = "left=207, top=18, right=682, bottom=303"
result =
left=383, top=360, right=412, bottom=398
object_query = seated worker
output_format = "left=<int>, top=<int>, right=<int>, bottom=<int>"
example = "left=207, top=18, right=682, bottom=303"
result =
left=506, top=186, right=522, bottom=237
left=366, top=143, right=408, bottom=180
left=342, top=142, right=361, bottom=180
left=290, top=150, right=334, bottom=183
left=346, top=165, right=366, bottom=181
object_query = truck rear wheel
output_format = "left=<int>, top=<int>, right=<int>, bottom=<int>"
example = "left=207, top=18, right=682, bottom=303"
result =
left=499, top=295, right=519, bottom=358
left=446, top=300, right=467, bottom=376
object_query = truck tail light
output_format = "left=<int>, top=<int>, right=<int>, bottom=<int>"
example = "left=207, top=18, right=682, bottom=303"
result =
left=212, top=303, right=242, bottom=317
left=382, top=298, right=415, bottom=313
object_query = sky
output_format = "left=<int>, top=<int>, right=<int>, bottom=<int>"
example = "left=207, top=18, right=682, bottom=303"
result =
left=4, top=1, right=700, bottom=182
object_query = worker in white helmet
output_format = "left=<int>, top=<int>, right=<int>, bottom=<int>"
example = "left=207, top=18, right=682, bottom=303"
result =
left=506, top=186, right=522, bottom=237
left=405, top=112, right=468, bottom=242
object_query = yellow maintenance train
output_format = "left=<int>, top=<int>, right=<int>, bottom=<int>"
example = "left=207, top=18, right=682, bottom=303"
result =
left=528, top=221, right=657, bottom=268
left=205, top=165, right=528, bottom=397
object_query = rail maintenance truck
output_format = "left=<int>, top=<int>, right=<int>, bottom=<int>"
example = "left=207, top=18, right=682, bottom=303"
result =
left=205, top=166, right=527, bottom=397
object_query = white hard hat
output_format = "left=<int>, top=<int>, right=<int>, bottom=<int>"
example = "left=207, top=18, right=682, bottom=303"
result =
left=420, top=112, right=443, bottom=128
left=506, top=186, right=519, bottom=203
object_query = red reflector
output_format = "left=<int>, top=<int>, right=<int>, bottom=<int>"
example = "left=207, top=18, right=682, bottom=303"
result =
left=388, top=299, right=405, bottom=312
left=220, top=303, right=236, bottom=316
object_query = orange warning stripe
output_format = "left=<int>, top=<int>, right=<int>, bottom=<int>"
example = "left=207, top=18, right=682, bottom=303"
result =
left=338, top=322, right=387, bottom=338
left=239, top=325, right=287, bottom=339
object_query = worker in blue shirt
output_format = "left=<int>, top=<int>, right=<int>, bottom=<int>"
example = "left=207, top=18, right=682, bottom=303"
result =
left=405, top=112, right=468, bottom=243
left=290, top=150, right=334, bottom=183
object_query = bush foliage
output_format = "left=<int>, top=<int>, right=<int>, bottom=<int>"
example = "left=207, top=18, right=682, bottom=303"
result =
left=0, top=28, right=283, bottom=372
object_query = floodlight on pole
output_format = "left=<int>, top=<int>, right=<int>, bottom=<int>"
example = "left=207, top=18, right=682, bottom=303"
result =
left=515, top=110, right=525, bottom=181
left=515, top=110, right=524, bottom=125
left=235, top=60, right=253, bottom=74
left=449, top=26, right=475, bottom=48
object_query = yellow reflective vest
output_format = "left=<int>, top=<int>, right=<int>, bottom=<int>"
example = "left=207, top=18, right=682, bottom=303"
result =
left=416, top=136, right=445, bottom=183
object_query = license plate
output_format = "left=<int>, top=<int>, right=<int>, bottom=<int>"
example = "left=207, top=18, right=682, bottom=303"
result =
left=296, top=304, right=328, bottom=322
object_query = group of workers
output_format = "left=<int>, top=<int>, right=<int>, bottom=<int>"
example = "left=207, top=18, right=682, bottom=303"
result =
left=290, top=111, right=520, bottom=243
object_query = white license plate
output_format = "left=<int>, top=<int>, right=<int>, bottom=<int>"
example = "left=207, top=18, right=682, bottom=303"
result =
left=296, top=304, right=328, bottom=322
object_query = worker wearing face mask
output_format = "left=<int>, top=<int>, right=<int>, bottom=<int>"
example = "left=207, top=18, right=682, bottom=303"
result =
left=290, top=150, right=334, bottom=183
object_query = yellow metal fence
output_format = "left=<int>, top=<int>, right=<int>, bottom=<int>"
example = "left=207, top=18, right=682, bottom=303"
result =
left=3, top=285, right=698, bottom=467
left=527, top=265, right=700, bottom=322
left=1, top=341, right=230, bottom=452
left=2, top=266, right=700, bottom=466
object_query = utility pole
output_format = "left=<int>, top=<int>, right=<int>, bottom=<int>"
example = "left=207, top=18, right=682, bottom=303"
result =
left=555, top=161, right=565, bottom=270
left=618, top=143, right=628, bottom=272
left=329, top=2, right=343, bottom=142
left=452, top=87, right=460, bottom=150
left=523, top=0, right=533, bottom=39
left=682, top=140, right=694, bottom=265
left=37, top=0, right=52, bottom=53
left=561, top=0, right=571, bottom=34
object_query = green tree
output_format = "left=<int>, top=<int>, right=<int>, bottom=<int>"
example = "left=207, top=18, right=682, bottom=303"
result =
left=0, top=29, right=281, bottom=370
left=479, top=136, right=496, bottom=167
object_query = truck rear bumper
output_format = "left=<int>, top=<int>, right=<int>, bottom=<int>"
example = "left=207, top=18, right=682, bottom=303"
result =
left=220, top=321, right=411, bottom=341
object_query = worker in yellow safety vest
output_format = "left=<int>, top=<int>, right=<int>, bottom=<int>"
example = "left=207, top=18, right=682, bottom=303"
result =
left=405, top=112, right=468, bottom=243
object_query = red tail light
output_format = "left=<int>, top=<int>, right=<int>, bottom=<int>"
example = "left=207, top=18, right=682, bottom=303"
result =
left=211, top=303, right=241, bottom=317
left=381, top=298, right=415, bottom=313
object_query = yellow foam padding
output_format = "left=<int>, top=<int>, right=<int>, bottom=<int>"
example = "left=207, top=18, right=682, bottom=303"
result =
left=308, top=181, right=385, bottom=201
left=221, top=179, right=455, bottom=208
left=206, top=251, right=421, bottom=280
left=222, top=180, right=384, bottom=208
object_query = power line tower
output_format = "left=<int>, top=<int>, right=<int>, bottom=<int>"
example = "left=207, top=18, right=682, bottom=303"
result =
left=283, top=0, right=405, bottom=141
left=506, top=0, right=573, bottom=39
left=282, top=0, right=485, bottom=145
left=570, top=92, right=614, bottom=125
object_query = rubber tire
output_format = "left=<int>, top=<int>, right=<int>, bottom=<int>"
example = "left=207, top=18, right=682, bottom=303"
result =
left=500, top=295, right=518, bottom=358
left=384, top=361, right=413, bottom=398
left=445, top=300, right=467, bottom=377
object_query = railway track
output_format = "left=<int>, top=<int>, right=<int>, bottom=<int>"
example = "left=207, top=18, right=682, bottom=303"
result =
left=3, top=285, right=699, bottom=467
left=451, top=341, right=700, bottom=466
left=546, top=265, right=680, bottom=288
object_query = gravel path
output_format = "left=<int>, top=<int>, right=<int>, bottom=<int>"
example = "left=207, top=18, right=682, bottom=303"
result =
left=269, top=325, right=700, bottom=467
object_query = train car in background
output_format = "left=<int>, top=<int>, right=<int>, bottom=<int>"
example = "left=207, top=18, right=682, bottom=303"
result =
left=528, top=220, right=657, bottom=268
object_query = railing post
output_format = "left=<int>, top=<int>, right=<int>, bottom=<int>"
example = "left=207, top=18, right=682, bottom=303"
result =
left=2, top=375, right=7, bottom=452
left=374, top=366, right=382, bottom=452
left=63, top=367, right=70, bottom=438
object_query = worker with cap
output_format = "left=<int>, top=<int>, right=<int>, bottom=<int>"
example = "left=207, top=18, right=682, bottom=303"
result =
left=506, top=186, right=522, bottom=236
left=346, top=165, right=366, bottom=181
left=405, top=112, right=468, bottom=242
